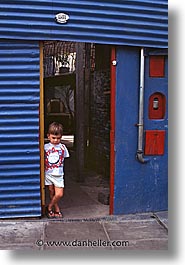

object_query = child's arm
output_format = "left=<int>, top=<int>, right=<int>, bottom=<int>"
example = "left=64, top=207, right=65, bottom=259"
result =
left=62, top=144, right=70, bottom=158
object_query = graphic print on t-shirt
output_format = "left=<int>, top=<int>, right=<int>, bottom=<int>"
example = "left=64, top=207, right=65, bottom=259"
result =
left=48, top=150, right=60, bottom=164
left=45, top=146, right=64, bottom=169
left=44, top=143, right=69, bottom=176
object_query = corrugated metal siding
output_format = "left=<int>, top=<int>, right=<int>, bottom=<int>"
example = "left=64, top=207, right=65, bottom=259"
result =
left=0, top=41, right=41, bottom=218
left=0, top=0, right=168, bottom=48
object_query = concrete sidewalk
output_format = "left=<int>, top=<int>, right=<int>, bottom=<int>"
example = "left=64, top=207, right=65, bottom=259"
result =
left=0, top=211, right=168, bottom=250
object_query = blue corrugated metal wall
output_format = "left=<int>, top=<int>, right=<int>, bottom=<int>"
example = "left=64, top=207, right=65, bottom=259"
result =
left=0, top=41, right=41, bottom=218
left=0, top=0, right=168, bottom=48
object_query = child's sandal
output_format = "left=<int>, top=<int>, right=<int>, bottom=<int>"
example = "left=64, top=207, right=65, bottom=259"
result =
left=54, top=211, right=63, bottom=218
left=46, top=206, right=55, bottom=218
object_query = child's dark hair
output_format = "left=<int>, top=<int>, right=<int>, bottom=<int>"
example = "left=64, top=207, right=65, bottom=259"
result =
left=48, top=122, right=63, bottom=136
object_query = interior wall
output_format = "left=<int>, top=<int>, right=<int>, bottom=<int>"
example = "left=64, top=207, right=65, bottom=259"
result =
left=87, top=45, right=111, bottom=178
left=88, top=69, right=110, bottom=177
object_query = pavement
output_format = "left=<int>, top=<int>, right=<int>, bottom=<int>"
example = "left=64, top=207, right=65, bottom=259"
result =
left=0, top=211, right=168, bottom=250
left=0, top=147, right=168, bottom=251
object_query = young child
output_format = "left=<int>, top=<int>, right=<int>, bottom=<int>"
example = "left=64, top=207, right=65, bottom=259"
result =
left=45, top=122, right=69, bottom=218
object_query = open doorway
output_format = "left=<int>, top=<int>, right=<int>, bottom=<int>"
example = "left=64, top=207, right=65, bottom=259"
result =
left=43, top=41, right=75, bottom=145
left=41, top=41, right=112, bottom=219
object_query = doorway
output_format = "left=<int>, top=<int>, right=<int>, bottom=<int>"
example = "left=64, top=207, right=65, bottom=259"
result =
left=40, top=41, right=114, bottom=219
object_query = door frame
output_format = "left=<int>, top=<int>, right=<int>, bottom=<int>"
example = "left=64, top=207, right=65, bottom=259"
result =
left=39, top=42, right=117, bottom=216
left=39, top=41, right=45, bottom=214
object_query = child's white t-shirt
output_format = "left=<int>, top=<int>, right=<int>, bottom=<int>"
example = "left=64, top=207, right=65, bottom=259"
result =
left=44, top=143, right=69, bottom=176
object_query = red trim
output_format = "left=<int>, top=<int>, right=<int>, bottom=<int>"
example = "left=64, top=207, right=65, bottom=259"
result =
left=109, top=47, right=116, bottom=215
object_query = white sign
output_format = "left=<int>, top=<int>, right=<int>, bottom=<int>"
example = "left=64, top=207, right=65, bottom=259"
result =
left=55, top=13, right=69, bottom=24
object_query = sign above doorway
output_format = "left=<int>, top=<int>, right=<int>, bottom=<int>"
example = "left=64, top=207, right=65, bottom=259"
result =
left=55, top=13, right=70, bottom=24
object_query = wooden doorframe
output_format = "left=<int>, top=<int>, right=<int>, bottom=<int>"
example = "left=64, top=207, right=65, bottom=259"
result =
left=39, top=41, right=45, bottom=214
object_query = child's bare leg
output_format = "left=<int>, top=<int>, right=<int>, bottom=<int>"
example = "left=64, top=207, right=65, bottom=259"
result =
left=54, top=187, right=64, bottom=215
left=48, top=187, right=63, bottom=215
left=45, top=185, right=55, bottom=217
left=48, top=185, right=55, bottom=200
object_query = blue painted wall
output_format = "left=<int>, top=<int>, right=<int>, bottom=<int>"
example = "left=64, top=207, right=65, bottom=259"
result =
left=114, top=46, right=168, bottom=214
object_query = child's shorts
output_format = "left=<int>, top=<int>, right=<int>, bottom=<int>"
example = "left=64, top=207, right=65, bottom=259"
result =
left=45, top=173, right=64, bottom=188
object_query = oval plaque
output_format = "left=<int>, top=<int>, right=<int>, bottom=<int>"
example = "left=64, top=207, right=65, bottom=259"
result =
left=55, top=13, right=69, bottom=24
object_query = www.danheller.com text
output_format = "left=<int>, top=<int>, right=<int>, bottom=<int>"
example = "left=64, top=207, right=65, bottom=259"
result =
left=36, top=239, right=129, bottom=248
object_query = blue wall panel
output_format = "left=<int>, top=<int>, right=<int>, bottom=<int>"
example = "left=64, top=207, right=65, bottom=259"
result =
left=0, top=41, right=41, bottom=218
left=0, top=0, right=168, bottom=48
left=114, top=46, right=168, bottom=214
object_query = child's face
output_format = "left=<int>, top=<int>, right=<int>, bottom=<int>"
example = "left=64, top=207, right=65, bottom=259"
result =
left=48, top=134, right=62, bottom=145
